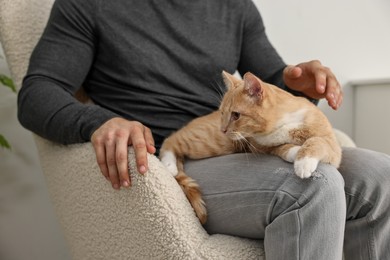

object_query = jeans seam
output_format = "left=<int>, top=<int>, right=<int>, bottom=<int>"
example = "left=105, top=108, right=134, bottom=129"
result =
left=297, top=209, right=302, bottom=260
left=345, top=191, right=376, bottom=260
left=204, top=188, right=276, bottom=197
left=368, top=217, right=375, bottom=260
left=344, top=190, right=374, bottom=210
left=367, top=210, right=378, bottom=260
left=265, top=189, right=307, bottom=228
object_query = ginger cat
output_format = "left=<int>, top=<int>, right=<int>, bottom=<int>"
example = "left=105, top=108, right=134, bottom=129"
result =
left=160, top=71, right=342, bottom=224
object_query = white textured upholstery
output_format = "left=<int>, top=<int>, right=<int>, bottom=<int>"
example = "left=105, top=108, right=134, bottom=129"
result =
left=34, top=137, right=263, bottom=259
left=0, top=0, right=264, bottom=258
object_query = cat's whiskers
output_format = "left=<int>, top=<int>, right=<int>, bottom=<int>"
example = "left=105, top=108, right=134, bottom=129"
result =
left=210, top=92, right=223, bottom=106
left=230, top=132, right=245, bottom=150
left=210, top=79, right=226, bottom=104
left=229, top=131, right=245, bottom=141
left=232, top=132, right=260, bottom=165
left=231, top=132, right=256, bottom=153
left=232, top=129, right=254, bottom=140
left=235, top=138, right=251, bottom=163
left=234, top=130, right=263, bottom=155
left=241, top=135, right=260, bottom=154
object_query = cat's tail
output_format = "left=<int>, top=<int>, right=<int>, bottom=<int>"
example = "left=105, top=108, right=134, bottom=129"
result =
left=175, top=157, right=207, bottom=225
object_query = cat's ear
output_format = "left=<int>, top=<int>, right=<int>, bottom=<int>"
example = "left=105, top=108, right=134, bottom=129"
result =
left=243, top=72, right=264, bottom=100
left=222, top=70, right=240, bottom=89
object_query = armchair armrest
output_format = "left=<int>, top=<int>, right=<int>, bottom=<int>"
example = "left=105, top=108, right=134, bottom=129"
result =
left=34, top=136, right=264, bottom=259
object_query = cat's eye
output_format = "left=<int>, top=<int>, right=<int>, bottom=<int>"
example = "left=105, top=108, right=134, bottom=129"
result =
left=231, top=111, right=240, bottom=121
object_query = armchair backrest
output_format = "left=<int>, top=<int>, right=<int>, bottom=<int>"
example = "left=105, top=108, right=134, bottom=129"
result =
left=0, top=0, right=54, bottom=90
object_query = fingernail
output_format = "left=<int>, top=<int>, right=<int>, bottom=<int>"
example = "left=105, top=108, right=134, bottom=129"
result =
left=139, top=165, right=146, bottom=174
left=328, top=93, right=335, bottom=103
left=113, top=184, right=120, bottom=190
left=331, top=95, right=337, bottom=106
left=122, top=181, right=129, bottom=187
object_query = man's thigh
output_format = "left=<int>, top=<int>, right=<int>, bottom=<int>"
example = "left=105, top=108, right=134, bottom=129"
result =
left=184, top=153, right=309, bottom=239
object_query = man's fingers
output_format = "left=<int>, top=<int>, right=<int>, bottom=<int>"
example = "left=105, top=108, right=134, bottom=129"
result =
left=323, top=73, right=343, bottom=110
left=91, top=118, right=156, bottom=190
left=144, top=126, right=156, bottom=154
left=93, top=142, right=109, bottom=181
left=130, top=124, right=148, bottom=175
left=336, top=93, right=343, bottom=109
left=314, top=69, right=327, bottom=94
left=105, top=138, right=121, bottom=190
left=115, top=130, right=131, bottom=187
left=283, top=60, right=343, bottom=110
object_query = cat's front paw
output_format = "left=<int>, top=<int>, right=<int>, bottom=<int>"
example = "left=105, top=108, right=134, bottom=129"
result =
left=294, top=157, right=319, bottom=178
left=160, top=150, right=178, bottom=176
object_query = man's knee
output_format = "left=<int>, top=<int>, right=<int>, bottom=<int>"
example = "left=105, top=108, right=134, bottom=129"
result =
left=314, top=163, right=346, bottom=208
left=288, top=163, right=345, bottom=220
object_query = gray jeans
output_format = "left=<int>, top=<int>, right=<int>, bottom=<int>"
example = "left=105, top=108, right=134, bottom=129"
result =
left=184, top=147, right=390, bottom=260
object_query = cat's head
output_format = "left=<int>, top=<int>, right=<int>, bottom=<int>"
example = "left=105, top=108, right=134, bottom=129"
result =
left=219, top=71, right=279, bottom=140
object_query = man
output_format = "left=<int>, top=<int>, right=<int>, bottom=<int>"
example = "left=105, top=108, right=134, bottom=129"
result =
left=18, top=0, right=390, bottom=259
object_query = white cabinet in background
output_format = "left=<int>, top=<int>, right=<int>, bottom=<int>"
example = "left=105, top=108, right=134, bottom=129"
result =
left=352, top=79, right=390, bottom=155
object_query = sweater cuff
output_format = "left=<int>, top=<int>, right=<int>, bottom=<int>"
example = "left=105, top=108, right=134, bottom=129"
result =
left=80, top=105, right=121, bottom=142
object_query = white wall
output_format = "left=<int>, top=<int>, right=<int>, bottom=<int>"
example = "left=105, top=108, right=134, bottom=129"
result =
left=254, top=0, right=390, bottom=137
left=1, top=1, right=390, bottom=259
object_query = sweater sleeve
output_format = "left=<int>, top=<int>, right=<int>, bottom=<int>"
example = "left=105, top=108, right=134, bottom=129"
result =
left=237, top=1, right=286, bottom=85
left=237, top=1, right=318, bottom=104
left=17, top=0, right=118, bottom=144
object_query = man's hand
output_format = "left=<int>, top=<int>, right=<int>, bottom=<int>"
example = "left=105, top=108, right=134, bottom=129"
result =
left=91, top=117, right=156, bottom=189
left=283, top=60, right=343, bottom=110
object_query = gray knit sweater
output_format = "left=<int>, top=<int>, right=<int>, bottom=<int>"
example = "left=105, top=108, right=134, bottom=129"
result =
left=18, top=0, right=291, bottom=150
